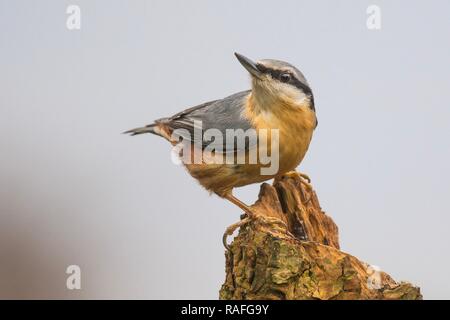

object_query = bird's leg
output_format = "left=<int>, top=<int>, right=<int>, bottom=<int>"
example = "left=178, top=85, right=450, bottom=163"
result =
left=221, top=191, right=291, bottom=249
left=223, top=192, right=255, bottom=217
left=221, top=192, right=255, bottom=249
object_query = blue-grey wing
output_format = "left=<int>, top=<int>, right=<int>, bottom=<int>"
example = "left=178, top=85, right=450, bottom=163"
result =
left=158, top=90, right=255, bottom=152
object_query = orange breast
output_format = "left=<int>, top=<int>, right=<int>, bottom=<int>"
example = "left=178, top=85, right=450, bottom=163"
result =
left=245, top=94, right=316, bottom=174
left=182, top=94, right=316, bottom=195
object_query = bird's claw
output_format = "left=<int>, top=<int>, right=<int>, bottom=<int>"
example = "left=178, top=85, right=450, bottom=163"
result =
left=223, top=213, right=293, bottom=250
left=222, top=216, right=251, bottom=250
left=282, top=171, right=311, bottom=186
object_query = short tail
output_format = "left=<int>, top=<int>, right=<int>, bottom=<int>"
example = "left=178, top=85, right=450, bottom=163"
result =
left=123, top=123, right=158, bottom=136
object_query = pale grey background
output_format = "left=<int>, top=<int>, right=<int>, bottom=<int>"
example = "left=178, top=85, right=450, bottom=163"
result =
left=0, top=0, right=449, bottom=299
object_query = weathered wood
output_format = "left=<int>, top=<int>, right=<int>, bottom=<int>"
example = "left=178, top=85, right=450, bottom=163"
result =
left=220, top=173, right=422, bottom=300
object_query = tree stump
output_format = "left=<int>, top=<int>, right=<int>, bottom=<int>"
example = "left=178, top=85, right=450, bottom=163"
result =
left=220, top=173, right=422, bottom=300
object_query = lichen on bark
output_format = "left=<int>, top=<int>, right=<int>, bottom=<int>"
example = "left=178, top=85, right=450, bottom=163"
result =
left=220, top=173, right=422, bottom=300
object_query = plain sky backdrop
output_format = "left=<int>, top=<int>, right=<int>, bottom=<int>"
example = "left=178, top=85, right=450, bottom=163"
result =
left=1, top=0, right=449, bottom=299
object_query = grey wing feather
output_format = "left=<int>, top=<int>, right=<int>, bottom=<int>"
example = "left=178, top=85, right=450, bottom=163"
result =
left=159, top=90, right=255, bottom=152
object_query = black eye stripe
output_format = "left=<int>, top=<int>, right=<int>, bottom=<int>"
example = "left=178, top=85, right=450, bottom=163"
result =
left=256, top=63, right=315, bottom=112
left=256, top=64, right=286, bottom=80
left=257, top=65, right=312, bottom=93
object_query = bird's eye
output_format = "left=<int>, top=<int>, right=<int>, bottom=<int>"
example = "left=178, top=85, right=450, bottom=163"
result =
left=280, top=73, right=291, bottom=83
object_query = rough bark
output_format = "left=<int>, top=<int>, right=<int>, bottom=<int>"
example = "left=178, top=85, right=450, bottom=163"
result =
left=220, top=173, right=422, bottom=300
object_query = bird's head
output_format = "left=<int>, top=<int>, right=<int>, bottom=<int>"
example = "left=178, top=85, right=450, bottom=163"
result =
left=235, top=52, right=315, bottom=112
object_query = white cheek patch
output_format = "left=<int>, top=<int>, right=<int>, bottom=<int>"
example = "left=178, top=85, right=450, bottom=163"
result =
left=278, top=83, right=308, bottom=105
left=253, top=79, right=310, bottom=109
left=295, top=92, right=309, bottom=105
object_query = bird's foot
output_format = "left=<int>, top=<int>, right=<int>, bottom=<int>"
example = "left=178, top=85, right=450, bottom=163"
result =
left=279, top=170, right=311, bottom=184
left=276, top=171, right=313, bottom=203
left=222, top=211, right=294, bottom=250
left=221, top=190, right=297, bottom=249
left=255, top=215, right=297, bottom=239
left=222, top=215, right=251, bottom=250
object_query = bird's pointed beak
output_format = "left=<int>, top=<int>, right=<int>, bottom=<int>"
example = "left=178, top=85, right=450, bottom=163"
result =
left=235, top=53, right=262, bottom=79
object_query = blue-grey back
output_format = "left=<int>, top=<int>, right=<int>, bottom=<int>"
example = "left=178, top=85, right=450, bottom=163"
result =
left=158, top=90, right=255, bottom=151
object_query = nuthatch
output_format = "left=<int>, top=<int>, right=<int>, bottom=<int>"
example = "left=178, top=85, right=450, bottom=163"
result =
left=125, top=53, right=317, bottom=248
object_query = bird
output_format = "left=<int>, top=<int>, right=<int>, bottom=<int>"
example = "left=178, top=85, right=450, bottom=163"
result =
left=125, top=53, right=317, bottom=248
